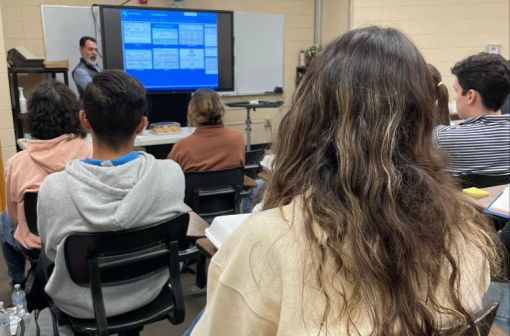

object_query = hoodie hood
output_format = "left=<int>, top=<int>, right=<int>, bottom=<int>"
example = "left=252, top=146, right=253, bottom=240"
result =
left=63, top=152, right=185, bottom=229
left=26, top=134, right=91, bottom=173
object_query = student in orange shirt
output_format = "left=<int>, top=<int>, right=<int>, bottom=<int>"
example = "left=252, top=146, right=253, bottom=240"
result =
left=168, top=88, right=245, bottom=172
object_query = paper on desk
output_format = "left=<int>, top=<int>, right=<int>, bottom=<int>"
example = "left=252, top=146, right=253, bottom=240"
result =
left=260, top=154, right=274, bottom=170
left=205, top=214, right=251, bottom=248
left=485, top=186, right=510, bottom=219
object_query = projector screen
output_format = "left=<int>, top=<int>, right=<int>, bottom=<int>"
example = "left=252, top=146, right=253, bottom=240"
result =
left=100, top=6, right=234, bottom=92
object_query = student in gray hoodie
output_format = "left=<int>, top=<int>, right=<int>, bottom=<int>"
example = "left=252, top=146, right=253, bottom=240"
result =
left=37, top=70, right=189, bottom=318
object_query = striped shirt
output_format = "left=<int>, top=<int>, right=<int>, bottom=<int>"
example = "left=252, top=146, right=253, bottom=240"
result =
left=434, top=115, right=510, bottom=176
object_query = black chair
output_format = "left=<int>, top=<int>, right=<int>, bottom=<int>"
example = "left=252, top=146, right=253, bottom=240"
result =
left=462, top=300, right=500, bottom=336
left=184, top=167, right=244, bottom=220
left=23, top=192, right=43, bottom=306
left=60, top=213, right=189, bottom=336
left=244, top=148, right=265, bottom=179
left=459, top=174, right=510, bottom=189
left=24, top=191, right=39, bottom=236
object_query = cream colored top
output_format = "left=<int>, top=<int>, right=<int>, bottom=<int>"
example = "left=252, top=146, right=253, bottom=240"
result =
left=192, top=200, right=490, bottom=335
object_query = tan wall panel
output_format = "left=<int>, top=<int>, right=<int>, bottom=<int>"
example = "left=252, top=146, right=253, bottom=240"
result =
left=322, top=0, right=350, bottom=45
left=0, top=6, right=16, bottom=162
left=351, top=0, right=510, bottom=98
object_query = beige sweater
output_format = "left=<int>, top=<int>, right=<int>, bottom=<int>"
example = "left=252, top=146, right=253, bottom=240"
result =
left=192, top=200, right=490, bottom=335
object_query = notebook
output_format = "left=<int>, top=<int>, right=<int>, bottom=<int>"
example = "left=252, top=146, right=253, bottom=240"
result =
left=205, top=214, right=251, bottom=248
left=485, top=186, right=510, bottom=219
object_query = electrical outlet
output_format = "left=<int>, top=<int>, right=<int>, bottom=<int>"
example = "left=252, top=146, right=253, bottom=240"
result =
left=263, top=117, right=271, bottom=127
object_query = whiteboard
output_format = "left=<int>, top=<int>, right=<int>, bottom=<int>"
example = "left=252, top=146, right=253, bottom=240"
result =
left=42, top=6, right=283, bottom=96
left=42, top=6, right=103, bottom=95
left=232, top=12, right=283, bottom=95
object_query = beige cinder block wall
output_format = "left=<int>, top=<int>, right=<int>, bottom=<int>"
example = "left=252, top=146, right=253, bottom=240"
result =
left=351, top=0, right=510, bottom=99
left=0, top=6, right=15, bottom=162
left=1, top=0, right=344, bottom=160
left=322, top=0, right=350, bottom=45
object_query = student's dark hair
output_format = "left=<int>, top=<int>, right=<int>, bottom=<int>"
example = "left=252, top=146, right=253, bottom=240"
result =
left=27, top=80, right=86, bottom=140
left=83, top=70, right=146, bottom=149
left=451, top=52, right=510, bottom=111
left=264, top=26, right=503, bottom=335
left=429, top=64, right=450, bottom=126
left=79, top=36, right=96, bottom=47
left=187, top=88, right=225, bottom=126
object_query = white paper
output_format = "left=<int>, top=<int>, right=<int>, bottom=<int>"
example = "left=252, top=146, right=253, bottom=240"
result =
left=205, top=214, right=251, bottom=248
left=486, top=186, right=509, bottom=218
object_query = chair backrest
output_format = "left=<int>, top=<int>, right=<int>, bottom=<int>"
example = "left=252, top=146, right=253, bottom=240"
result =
left=64, top=213, right=189, bottom=286
left=63, top=213, right=189, bottom=334
left=245, top=148, right=265, bottom=166
left=461, top=300, right=500, bottom=336
left=24, top=191, right=39, bottom=235
left=459, top=174, right=510, bottom=189
left=244, top=149, right=265, bottom=178
left=184, top=167, right=244, bottom=218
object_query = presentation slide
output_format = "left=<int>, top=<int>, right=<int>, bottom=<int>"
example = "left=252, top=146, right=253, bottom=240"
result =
left=120, top=9, right=219, bottom=90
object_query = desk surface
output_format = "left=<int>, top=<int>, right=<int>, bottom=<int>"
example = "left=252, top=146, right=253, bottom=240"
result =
left=188, top=212, right=208, bottom=238
left=466, top=184, right=507, bottom=209
left=17, top=127, right=196, bottom=150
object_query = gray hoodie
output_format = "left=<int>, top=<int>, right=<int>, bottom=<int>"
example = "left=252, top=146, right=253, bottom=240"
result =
left=37, top=152, right=189, bottom=318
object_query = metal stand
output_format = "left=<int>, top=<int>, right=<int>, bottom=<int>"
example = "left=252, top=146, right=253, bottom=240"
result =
left=245, top=106, right=254, bottom=151
left=226, top=101, right=284, bottom=151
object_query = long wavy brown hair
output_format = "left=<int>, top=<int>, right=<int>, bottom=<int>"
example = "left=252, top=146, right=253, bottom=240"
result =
left=264, top=26, right=502, bottom=335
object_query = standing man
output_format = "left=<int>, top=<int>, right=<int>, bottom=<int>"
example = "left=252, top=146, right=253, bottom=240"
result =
left=72, top=36, right=101, bottom=98
left=434, top=52, right=510, bottom=177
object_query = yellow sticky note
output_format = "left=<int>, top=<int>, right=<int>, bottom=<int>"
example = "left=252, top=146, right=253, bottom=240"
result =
left=462, top=187, right=490, bottom=198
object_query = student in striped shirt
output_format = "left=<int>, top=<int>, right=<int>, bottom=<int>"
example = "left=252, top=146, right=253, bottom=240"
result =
left=435, top=53, right=510, bottom=176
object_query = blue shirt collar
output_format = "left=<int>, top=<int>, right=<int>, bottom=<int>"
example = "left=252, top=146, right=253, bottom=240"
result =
left=83, top=151, right=139, bottom=167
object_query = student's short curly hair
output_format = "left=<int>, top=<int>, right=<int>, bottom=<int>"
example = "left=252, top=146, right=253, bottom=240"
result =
left=27, top=80, right=86, bottom=140
left=187, top=88, right=225, bottom=126
left=451, top=52, right=510, bottom=111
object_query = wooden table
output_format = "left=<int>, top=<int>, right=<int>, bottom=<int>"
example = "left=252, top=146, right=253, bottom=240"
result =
left=187, top=212, right=209, bottom=238
left=196, top=237, right=217, bottom=258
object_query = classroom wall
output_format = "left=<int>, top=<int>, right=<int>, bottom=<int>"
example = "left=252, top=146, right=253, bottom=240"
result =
left=351, top=0, right=510, bottom=98
left=322, top=0, right=350, bottom=45
left=0, top=6, right=15, bottom=162
left=1, top=0, right=341, bottom=161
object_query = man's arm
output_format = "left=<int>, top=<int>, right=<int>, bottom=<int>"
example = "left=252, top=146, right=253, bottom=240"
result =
left=73, top=66, right=93, bottom=91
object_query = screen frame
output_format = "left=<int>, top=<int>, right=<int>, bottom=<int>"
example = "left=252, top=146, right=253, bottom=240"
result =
left=98, top=5, right=234, bottom=94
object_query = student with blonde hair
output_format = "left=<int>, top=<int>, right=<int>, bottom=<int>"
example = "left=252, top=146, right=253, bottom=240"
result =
left=191, top=26, right=503, bottom=335
left=168, top=88, right=244, bottom=172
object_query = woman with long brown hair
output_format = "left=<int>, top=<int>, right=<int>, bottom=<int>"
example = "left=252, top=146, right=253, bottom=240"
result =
left=191, top=26, right=503, bottom=335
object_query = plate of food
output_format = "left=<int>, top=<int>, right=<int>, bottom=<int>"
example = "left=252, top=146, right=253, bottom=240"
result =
left=149, top=122, right=181, bottom=134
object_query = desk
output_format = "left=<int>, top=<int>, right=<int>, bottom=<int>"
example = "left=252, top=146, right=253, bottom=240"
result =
left=465, top=184, right=507, bottom=209
left=16, top=127, right=196, bottom=150
left=187, top=211, right=208, bottom=238
left=196, top=237, right=217, bottom=258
